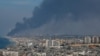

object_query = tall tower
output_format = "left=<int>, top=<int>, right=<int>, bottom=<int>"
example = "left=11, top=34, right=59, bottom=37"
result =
left=84, top=36, right=92, bottom=44
left=45, top=39, right=53, bottom=47
left=92, top=36, right=99, bottom=44
left=45, top=39, right=61, bottom=48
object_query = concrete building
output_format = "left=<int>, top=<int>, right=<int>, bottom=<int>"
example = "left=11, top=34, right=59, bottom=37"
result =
left=45, top=40, right=52, bottom=47
left=84, top=36, right=92, bottom=44
left=52, top=40, right=61, bottom=48
left=92, top=36, right=99, bottom=43
left=45, top=39, right=61, bottom=48
left=3, top=51, right=19, bottom=56
left=35, top=53, right=46, bottom=56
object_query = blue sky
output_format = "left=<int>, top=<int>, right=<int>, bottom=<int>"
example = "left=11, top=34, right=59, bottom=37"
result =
left=0, top=0, right=43, bottom=36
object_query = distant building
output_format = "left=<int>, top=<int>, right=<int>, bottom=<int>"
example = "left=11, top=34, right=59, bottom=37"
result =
left=3, top=51, right=18, bottom=56
left=27, top=42, right=33, bottom=47
left=45, top=40, right=52, bottom=47
left=35, top=53, right=46, bottom=56
left=45, top=39, right=61, bottom=48
left=52, top=40, right=61, bottom=48
left=92, top=36, right=99, bottom=43
left=84, top=36, right=92, bottom=44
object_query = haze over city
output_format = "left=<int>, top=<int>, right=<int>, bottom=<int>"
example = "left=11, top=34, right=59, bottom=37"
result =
left=1, top=0, right=100, bottom=56
left=1, top=0, right=100, bottom=36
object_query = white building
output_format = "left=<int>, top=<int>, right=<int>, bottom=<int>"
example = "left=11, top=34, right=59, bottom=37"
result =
left=3, top=51, right=18, bottom=56
left=92, top=36, right=99, bottom=43
left=45, top=39, right=61, bottom=48
left=27, top=42, right=33, bottom=47
left=84, top=36, right=92, bottom=44
left=45, top=40, right=52, bottom=47
left=36, top=53, right=46, bottom=56
left=52, top=40, right=61, bottom=48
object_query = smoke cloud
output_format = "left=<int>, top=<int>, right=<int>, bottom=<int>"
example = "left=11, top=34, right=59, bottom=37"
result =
left=7, top=0, right=100, bottom=36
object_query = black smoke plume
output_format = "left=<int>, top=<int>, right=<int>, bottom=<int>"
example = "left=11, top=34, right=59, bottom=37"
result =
left=7, top=0, right=100, bottom=36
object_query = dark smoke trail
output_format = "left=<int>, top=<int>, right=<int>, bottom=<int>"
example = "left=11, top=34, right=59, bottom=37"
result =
left=7, top=0, right=100, bottom=36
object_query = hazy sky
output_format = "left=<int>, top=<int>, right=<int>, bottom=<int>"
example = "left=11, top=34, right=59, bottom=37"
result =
left=1, top=0, right=100, bottom=36
left=0, top=0, right=43, bottom=36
